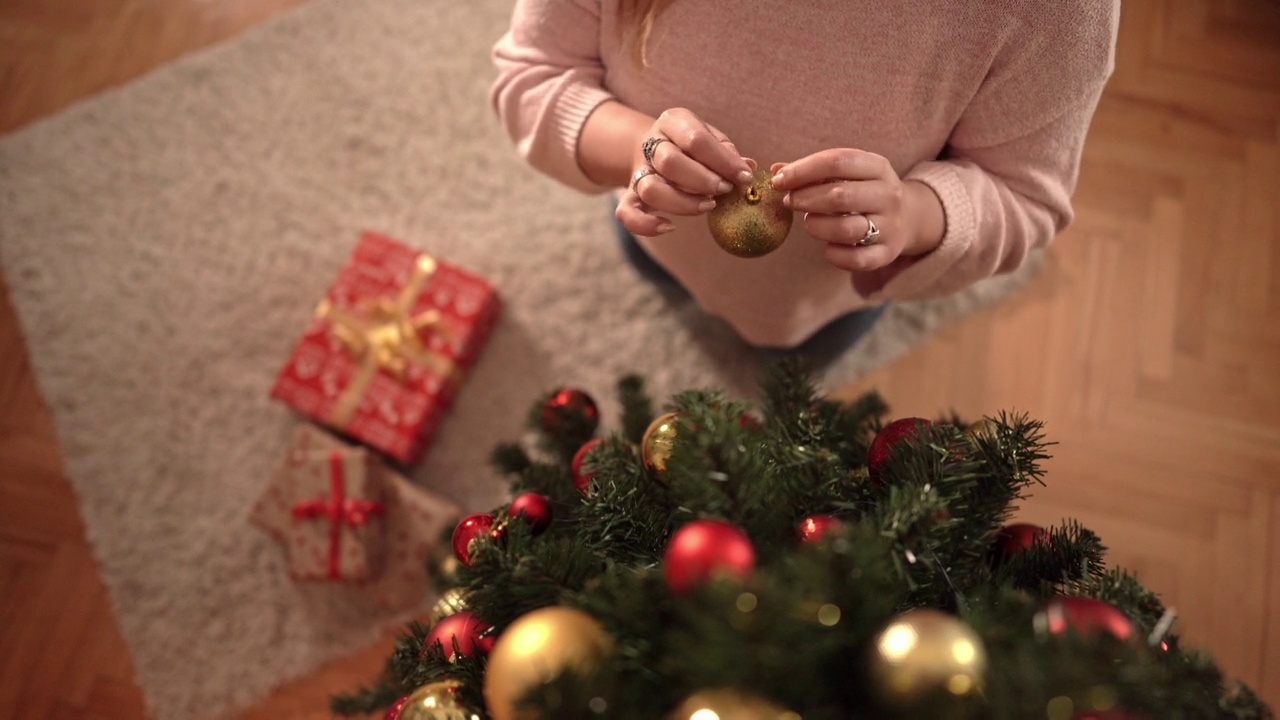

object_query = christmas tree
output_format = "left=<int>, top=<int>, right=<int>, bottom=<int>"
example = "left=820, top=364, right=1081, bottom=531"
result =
left=336, top=360, right=1272, bottom=720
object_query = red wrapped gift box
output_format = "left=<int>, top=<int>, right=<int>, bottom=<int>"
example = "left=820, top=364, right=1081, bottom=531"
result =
left=252, top=425, right=462, bottom=607
left=271, top=232, right=500, bottom=464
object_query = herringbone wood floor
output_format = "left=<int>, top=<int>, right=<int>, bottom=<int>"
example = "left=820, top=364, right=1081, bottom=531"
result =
left=1, top=1, right=1277, bottom=718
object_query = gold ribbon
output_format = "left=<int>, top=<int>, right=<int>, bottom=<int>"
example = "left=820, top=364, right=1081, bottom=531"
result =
left=318, top=256, right=463, bottom=428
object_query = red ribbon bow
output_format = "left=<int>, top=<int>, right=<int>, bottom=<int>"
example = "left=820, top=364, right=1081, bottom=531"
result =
left=292, top=451, right=386, bottom=580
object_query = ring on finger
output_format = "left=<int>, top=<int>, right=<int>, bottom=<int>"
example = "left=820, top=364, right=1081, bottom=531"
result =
left=641, top=136, right=670, bottom=166
left=631, top=166, right=656, bottom=191
left=856, top=215, right=881, bottom=246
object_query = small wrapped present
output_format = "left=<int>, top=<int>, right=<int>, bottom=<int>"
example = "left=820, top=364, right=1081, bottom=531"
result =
left=252, top=425, right=461, bottom=607
left=270, top=231, right=500, bottom=464
left=252, top=427, right=387, bottom=582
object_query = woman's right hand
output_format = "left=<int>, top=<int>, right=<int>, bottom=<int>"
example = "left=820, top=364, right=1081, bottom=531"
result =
left=615, top=108, right=755, bottom=236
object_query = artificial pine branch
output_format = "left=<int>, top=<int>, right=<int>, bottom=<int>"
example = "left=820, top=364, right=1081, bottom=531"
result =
left=960, top=415, right=1040, bottom=534
left=490, top=441, right=531, bottom=475
left=617, top=373, right=653, bottom=444
left=390, top=621, right=435, bottom=691
left=508, top=458, right=582, bottom=514
left=1071, top=567, right=1170, bottom=631
left=974, top=411, right=1052, bottom=491
left=835, top=388, right=890, bottom=441
left=576, top=436, right=675, bottom=565
left=999, top=520, right=1107, bottom=592
left=758, top=356, right=822, bottom=424
left=461, top=520, right=607, bottom=629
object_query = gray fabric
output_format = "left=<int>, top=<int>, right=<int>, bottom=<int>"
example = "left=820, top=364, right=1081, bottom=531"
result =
left=0, top=0, right=1040, bottom=717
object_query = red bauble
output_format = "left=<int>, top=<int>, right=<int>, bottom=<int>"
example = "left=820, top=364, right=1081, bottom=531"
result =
left=571, top=438, right=604, bottom=493
left=508, top=492, right=553, bottom=534
left=738, top=413, right=762, bottom=432
left=423, top=611, right=495, bottom=661
left=992, top=522, right=1047, bottom=564
left=867, top=417, right=933, bottom=483
left=452, top=513, right=497, bottom=566
left=663, top=519, right=756, bottom=595
left=383, top=695, right=411, bottom=720
left=796, top=514, right=844, bottom=544
left=539, top=388, right=600, bottom=435
left=1041, top=596, right=1134, bottom=642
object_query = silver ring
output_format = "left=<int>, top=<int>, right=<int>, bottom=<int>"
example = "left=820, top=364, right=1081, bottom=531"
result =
left=856, top=216, right=881, bottom=246
left=641, top=136, right=669, bottom=166
left=631, top=167, right=655, bottom=191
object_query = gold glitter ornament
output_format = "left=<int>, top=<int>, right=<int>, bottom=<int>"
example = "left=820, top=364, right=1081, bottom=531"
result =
left=483, top=606, right=613, bottom=720
left=965, top=418, right=999, bottom=439
left=868, top=608, right=988, bottom=716
left=436, top=553, right=460, bottom=581
left=641, top=412, right=682, bottom=471
left=707, top=164, right=792, bottom=258
left=667, top=688, right=801, bottom=720
left=398, top=679, right=483, bottom=720
left=430, top=587, right=468, bottom=624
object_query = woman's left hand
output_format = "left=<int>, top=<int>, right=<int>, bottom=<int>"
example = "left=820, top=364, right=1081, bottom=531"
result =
left=770, top=149, right=939, bottom=276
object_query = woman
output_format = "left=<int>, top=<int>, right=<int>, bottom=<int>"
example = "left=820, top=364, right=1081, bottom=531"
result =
left=490, top=0, right=1119, bottom=351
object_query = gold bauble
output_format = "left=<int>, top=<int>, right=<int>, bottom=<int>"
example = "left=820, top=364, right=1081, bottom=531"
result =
left=868, top=608, right=987, bottom=715
left=641, top=412, right=683, bottom=471
left=430, top=587, right=469, bottom=624
left=707, top=167, right=792, bottom=258
left=437, top=553, right=460, bottom=581
left=482, top=606, right=613, bottom=720
left=964, top=418, right=998, bottom=439
left=399, top=679, right=482, bottom=720
left=667, top=688, right=801, bottom=720
left=963, top=419, right=997, bottom=452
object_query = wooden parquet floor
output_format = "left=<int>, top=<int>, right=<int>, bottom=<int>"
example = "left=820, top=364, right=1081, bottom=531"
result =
left=1, top=1, right=1277, bottom=718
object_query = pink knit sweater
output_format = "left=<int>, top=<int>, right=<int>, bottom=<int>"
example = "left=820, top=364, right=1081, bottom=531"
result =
left=491, top=1, right=1119, bottom=348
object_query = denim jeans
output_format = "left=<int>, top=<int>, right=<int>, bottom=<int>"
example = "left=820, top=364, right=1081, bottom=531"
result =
left=611, top=212, right=887, bottom=362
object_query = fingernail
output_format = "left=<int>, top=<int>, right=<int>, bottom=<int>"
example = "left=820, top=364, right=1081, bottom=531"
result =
left=716, top=180, right=733, bottom=194
left=656, top=222, right=675, bottom=234
left=771, top=172, right=784, bottom=187
left=782, top=193, right=791, bottom=208
left=737, top=170, right=754, bottom=186
left=698, top=199, right=717, bottom=212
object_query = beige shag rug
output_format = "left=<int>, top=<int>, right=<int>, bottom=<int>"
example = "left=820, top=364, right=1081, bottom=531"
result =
left=0, top=0, right=1039, bottom=718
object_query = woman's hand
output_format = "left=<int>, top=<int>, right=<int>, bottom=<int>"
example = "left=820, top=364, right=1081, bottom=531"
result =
left=615, top=108, right=755, bottom=237
left=770, top=149, right=944, bottom=279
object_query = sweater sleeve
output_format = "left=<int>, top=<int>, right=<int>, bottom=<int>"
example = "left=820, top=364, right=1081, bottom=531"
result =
left=863, top=2, right=1119, bottom=302
left=490, top=0, right=616, bottom=194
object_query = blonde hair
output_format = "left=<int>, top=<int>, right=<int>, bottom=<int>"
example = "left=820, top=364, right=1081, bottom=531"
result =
left=618, top=0, right=677, bottom=67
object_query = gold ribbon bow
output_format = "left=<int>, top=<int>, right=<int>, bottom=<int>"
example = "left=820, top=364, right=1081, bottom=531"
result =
left=318, top=256, right=462, bottom=427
